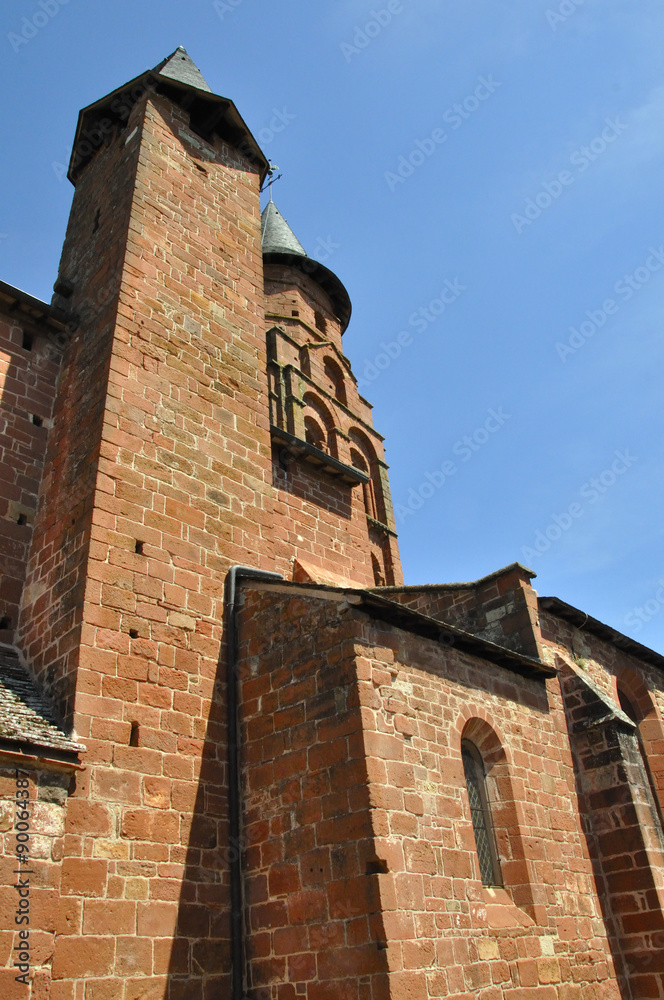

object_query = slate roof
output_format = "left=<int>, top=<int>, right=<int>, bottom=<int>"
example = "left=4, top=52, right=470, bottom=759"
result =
left=68, top=49, right=269, bottom=185
left=153, top=46, right=212, bottom=93
left=0, top=646, right=84, bottom=756
left=261, top=200, right=353, bottom=332
left=262, top=201, right=308, bottom=256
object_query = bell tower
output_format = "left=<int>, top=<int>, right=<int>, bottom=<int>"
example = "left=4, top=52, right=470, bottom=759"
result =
left=262, top=201, right=402, bottom=588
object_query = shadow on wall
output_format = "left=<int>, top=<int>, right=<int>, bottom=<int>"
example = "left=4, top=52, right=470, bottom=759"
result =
left=166, top=583, right=392, bottom=998
left=271, top=444, right=354, bottom=520
left=0, top=319, right=65, bottom=646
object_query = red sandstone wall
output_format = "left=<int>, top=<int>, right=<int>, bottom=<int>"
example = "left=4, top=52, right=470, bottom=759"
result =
left=0, top=763, right=71, bottom=1000
left=541, top=611, right=664, bottom=996
left=238, top=583, right=623, bottom=1000
left=265, top=265, right=346, bottom=353
left=265, top=268, right=402, bottom=588
left=16, top=98, right=144, bottom=721
left=238, top=586, right=392, bottom=999
left=271, top=455, right=377, bottom=586
left=540, top=609, right=664, bottom=812
left=383, top=564, right=539, bottom=658
left=0, top=313, right=64, bottom=646
left=3, top=70, right=406, bottom=995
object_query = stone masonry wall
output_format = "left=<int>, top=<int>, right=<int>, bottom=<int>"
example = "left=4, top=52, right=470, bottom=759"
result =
left=381, top=564, right=540, bottom=658
left=16, top=98, right=144, bottom=724
left=238, top=585, right=392, bottom=1000
left=540, top=609, right=664, bottom=814
left=4, top=71, right=406, bottom=996
left=266, top=266, right=402, bottom=589
left=558, top=661, right=664, bottom=999
left=541, top=611, right=664, bottom=998
left=238, top=583, right=623, bottom=1000
left=8, top=90, right=273, bottom=999
left=0, top=312, right=64, bottom=647
left=0, top=763, right=72, bottom=1000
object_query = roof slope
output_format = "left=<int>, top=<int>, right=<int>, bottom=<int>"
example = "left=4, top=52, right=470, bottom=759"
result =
left=68, top=48, right=269, bottom=184
left=153, top=46, right=212, bottom=93
left=539, top=596, right=664, bottom=672
left=262, top=201, right=307, bottom=256
left=0, top=647, right=84, bottom=756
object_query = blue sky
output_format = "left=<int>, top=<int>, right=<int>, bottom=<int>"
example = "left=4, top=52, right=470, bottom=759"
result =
left=1, top=0, right=663, bottom=650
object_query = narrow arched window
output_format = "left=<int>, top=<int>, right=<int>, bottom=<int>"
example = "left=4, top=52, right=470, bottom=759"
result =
left=371, top=553, right=385, bottom=587
left=304, top=415, right=326, bottom=452
left=324, top=356, right=346, bottom=405
left=461, top=739, right=502, bottom=887
left=351, top=448, right=377, bottom=520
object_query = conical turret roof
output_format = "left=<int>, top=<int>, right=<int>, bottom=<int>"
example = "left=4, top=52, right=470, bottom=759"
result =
left=261, top=201, right=352, bottom=333
left=261, top=202, right=307, bottom=256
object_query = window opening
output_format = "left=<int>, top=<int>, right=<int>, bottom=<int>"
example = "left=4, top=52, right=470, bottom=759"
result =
left=462, top=739, right=503, bottom=886
left=371, top=554, right=385, bottom=587
left=324, top=357, right=346, bottom=405
left=304, top=416, right=326, bottom=452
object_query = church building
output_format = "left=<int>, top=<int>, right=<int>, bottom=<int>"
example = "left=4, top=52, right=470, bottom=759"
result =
left=0, top=48, right=663, bottom=1000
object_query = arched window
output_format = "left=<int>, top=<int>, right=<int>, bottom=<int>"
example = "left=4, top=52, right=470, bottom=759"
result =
left=304, top=415, right=326, bottom=452
left=461, top=739, right=503, bottom=887
left=324, top=356, right=346, bottom=405
left=350, top=448, right=377, bottom=520
left=303, top=392, right=337, bottom=457
left=349, top=429, right=385, bottom=524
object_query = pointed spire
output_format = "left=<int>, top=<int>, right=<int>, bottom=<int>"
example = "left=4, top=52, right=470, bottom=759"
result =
left=153, top=46, right=212, bottom=93
left=261, top=202, right=307, bottom=256
left=261, top=201, right=352, bottom=332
